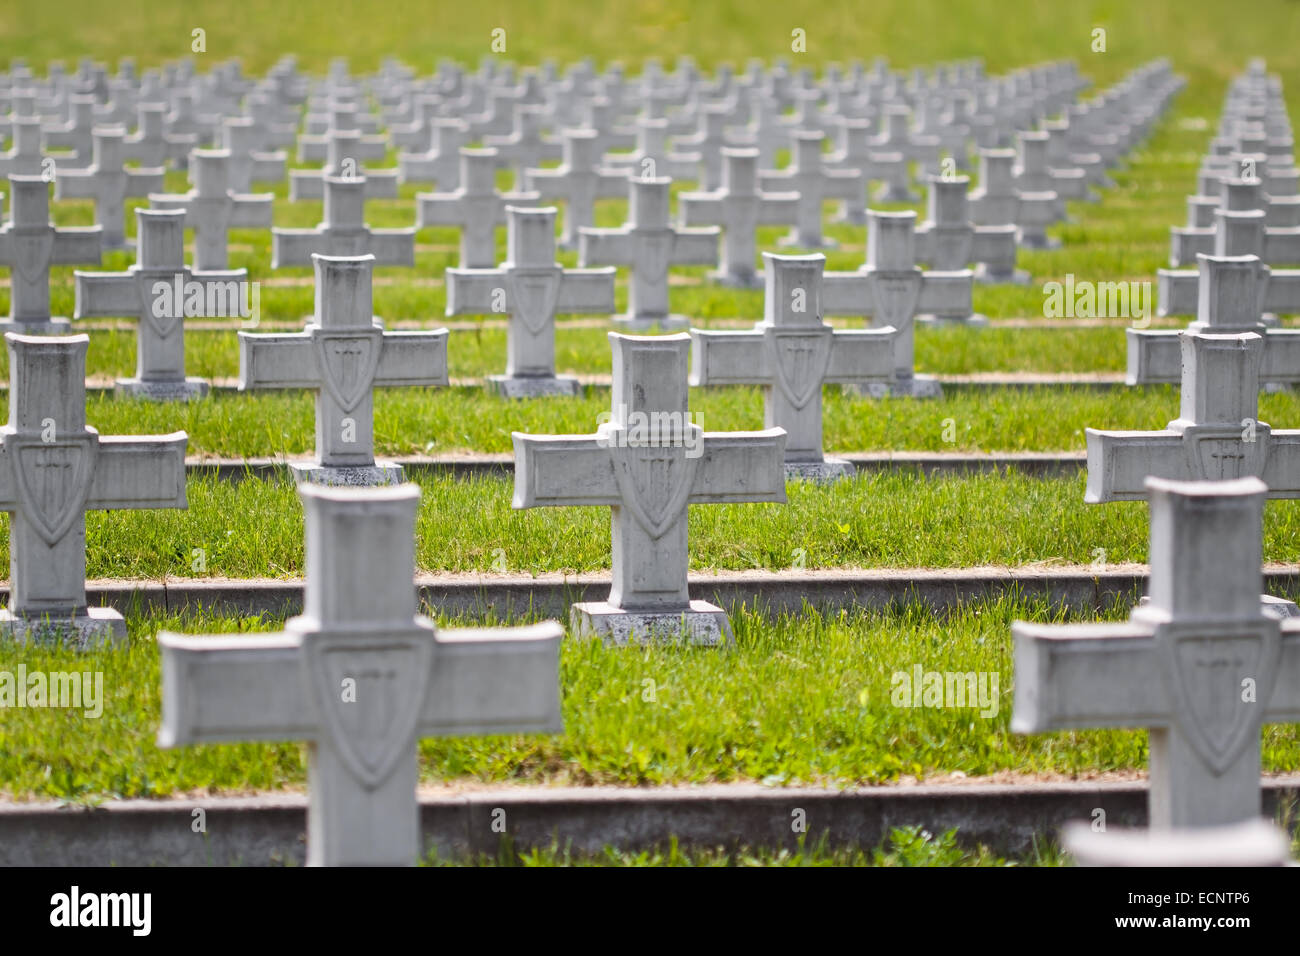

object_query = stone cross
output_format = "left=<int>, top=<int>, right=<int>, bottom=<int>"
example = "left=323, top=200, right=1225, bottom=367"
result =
left=148, top=148, right=273, bottom=271
left=75, top=208, right=245, bottom=399
left=758, top=130, right=863, bottom=248
left=272, top=176, right=416, bottom=268
left=484, top=104, right=562, bottom=190
left=416, top=147, right=540, bottom=268
left=1013, top=475, right=1300, bottom=828
left=0, top=332, right=186, bottom=646
left=0, top=117, right=45, bottom=177
left=121, top=104, right=167, bottom=168
left=53, top=125, right=164, bottom=249
left=42, top=94, right=95, bottom=169
left=1091, top=254, right=1300, bottom=503
left=397, top=117, right=467, bottom=187
left=824, top=119, right=911, bottom=217
left=513, top=332, right=787, bottom=644
left=968, top=147, right=1061, bottom=251
left=690, top=253, right=894, bottom=481
left=158, top=482, right=563, bottom=866
left=869, top=105, right=941, bottom=181
left=0, top=174, right=102, bottom=333
left=602, top=116, right=701, bottom=181
left=915, top=174, right=1024, bottom=307
left=239, top=254, right=448, bottom=485
left=1170, top=177, right=1300, bottom=268
left=524, top=129, right=629, bottom=249
left=290, top=129, right=400, bottom=201
left=672, top=103, right=734, bottom=191
left=678, top=147, right=799, bottom=288
left=221, top=117, right=288, bottom=192
left=446, top=206, right=614, bottom=397
left=578, top=175, right=719, bottom=329
left=822, top=210, right=974, bottom=396
left=297, top=107, right=388, bottom=164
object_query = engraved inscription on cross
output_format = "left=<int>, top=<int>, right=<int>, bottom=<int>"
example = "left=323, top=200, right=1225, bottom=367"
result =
left=54, top=125, right=164, bottom=249
left=158, top=482, right=563, bottom=866
left=239, top=254, right=448, bottom=485
left=1091, top=255, right=1300, bottom=502
left=272, top=175, right=416, bottom=268
left=690, top=252, right=895, bottom=481
left=579, top=175, right=719, bottom=329
left=148, top=148, right=273, bottom=271
left=513, top=332, right=787, bottom=645
left=1014, top=476, right=1300, bottom=828
left=446, top=205, right=614, bottom=397
left=0, top=333, right=187, bottom=646
left=416, top=147, right=540, bottom=268
left=0, top=174, right=102, bottom=333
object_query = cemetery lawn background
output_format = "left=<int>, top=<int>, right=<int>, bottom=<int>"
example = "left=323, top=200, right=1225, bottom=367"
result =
left=4, top=0, right=1300, bottom=858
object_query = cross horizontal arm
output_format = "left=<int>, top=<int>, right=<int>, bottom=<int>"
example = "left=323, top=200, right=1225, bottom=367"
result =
left=824, top=329, right=899, bottom=382
left=74, top=271, right=140, bottom=318
left=54, top=168, right=105, bottom=200
left=147, top=193, right=196, bottom=224
left=821, top=272, right=873, bottom=316
left=692, top=430, right=788, bottom=502
left=690, top=329, right=767, bottom=386
left=239, top=331, right=316, bottom=389
left=87, top=433, right=188, bottom=509
left=757, top=194, right=801, bottom=225
left=229, top=193, right=275, bottom=227
left=917, top=272, right=974, bottom=314
left=374, top=330, right=449, bottom=387
left=677, top=192, right=723, bottom=227
left=417, top=194, right=472, bottom=227
left=512, top=433, right=619, bottom=507
left=578, top=228, right=634, bottom=266
left=444, top=268, right=504, bottom=315
left=557, top=269, right=616, bottom=313
left=51, top=226, right=103, bottom=264
left=1085, top=429, right=1193, bottom=502
left=670, top=229, right=721, bottom=266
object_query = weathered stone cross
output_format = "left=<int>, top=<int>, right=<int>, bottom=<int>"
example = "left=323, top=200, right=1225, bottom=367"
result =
left=239, top=254, right=448, bottom=485
left=148, top=148, right=273, bottom=271
left=513, top=332, right=786, bottom=644
left=446, top=205, right=614, bottom=397
left=524, top=128, right=629, bottom=249
left=690, top=252, right=895, bottom=481
left=968, top=147, right=1061, bottom=253
left=579, top=175, right=719, bottom=329
left=0, top=332, right=186, bottom=646
left=0, top=174, right=102, bottom=333
left=416, top=147, right=540, bottom=268
left=158, top=482, right=563, bottom=866
left=272, top=175, right=416, bottom=268
left=53, top=125, right=164, bottom=249
left=757, top=130, right=863, bottom=248
left=75, top=207, right=247, bottom=399
left=915, top=174, right=1024, bottom=304
left=290, top=129, right=400, bottom=201
left=1013, top=475, right=1300, bottom=828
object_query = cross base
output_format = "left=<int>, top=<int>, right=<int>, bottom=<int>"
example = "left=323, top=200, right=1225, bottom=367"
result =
left=0, top=317, right=73, bottom=335
left=0, top=606, right=126, bottom=650
left=486, top=374, right=583, bottom=399
left=851, top=374, right=944, bottom=399
left=288, top=461, right=405, bottom=487
left=1063, top=820, right=1293, bottom=867
left=1019, top=230, right=1061, bottom=251
left=708, top=268, right=764, bottom=289
left=785, top=457, right=855, bottom=483
left=611, top=314, right=691, bottom=332
left=115, top=377, right=211, bottom=402
left=974, top=264, right=1031, bottom=286
left=569, top=599, right=733, bottom=646
left=777, top=231, right=838, bottom=250
left=917, top=313, right=990, bottom=327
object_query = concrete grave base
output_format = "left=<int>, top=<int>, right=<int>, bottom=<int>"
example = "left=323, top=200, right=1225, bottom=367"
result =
left=115, top=377, right=211, bottom=401
left=0, top=606, right=126, bottom=649
left=570, top=599, right=732, bottom=646
left=288, top=461, right=406, bottom=487
left=1137, top=592, right=1300, bottom=620
left=853, top=374, right=944, bottom=399
left=784, top=458, right=856, bottom=483
left=486, top=374, right=583, bottom=399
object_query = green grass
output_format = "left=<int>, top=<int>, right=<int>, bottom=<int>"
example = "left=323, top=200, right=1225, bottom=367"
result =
left=4, top=598, right=1299, bottom=802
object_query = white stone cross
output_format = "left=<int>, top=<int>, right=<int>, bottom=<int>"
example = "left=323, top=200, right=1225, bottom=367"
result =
left=758, top=130, right=863, bottom=248
left=158, top=482, right=563, bottom=866
left=416, top=147, right=540, bottom=269
left=0, top=332, right=186, bottom=646
left=671, top=103, right=735, bottom=191
left=678, top=147, right=799, bottom=288
left=397, top=117, right=467, bottom=188
left=75, top=207, right=245, bottom=399
left=297, top=106, right=388, bottom=164
left=602, top=116, right=701, bottom=181
left=1014, top=475, right=1300, bottom=828
left=54, top=125, right=164, bottom=249
left=578, top=175, right=719, bottom=329
left=869, top=105, right=941, bottom=180
left=220, top=117, right=288, bottom=193
left=0, top=117, right=46, bottom=177
left=239, top=254, right=448, bottom=485
left=824, top=118, right=911, bottom=218
left=968, top=147, right=1061, bottom=251
left=42, top=94, right=95, bottom=169
left=0, top=174, right=102, bottom=333
left=690, top=252, right=895, bottom=480
left=1170, top=176, right=1300, bottom=267
left=525, top=128, right=629, bottom=249
left=822, top=210, right=974, bottom=396
left=121, top=104, right=168, bottom=168
left=446, top=205, right=614, bottom=397
left=272, top=175, right=416, bottom=268
left=915, top=174, right=1024, bottom=307
left=290, top=129, right=400, bottom=201
left=513, top=332, right=786, bottom=644
left=1090, top=254, right=1300, bottom=502
left=484, top=104, right=562, bottom=190
left=148, top=148, right=273, bottom=271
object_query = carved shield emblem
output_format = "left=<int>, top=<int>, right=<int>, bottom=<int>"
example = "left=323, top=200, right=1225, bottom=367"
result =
left=315, top=331, right=381, bottom=413
left=767, top=327, right=833, bottom=410
left=13, top=438, right=97, bottom=547
left=1183, top=427, right=1267, bottom=481
left=640, top=231, right=673, bottom=283
left=1157, top=622, right=1279, bottom=774
left=506, top=269, right=562, bottom=336
left=138, top=274, right=181, bottom=340
left=13, top=228, right=55, bottom=287
left=869, top=272, right=922, bottom=329
left=304, top=635, right=433, bottom=790
left=610, top=440, right=699, bottom=540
